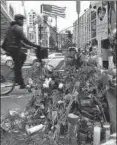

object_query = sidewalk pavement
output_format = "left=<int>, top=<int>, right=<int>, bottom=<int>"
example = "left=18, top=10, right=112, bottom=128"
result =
left=1, top=88, right=32, bottom=118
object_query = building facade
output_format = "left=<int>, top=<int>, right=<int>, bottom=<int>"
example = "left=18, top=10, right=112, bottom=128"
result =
left=27, top=10, right=37, bottom=43
left=28, top=10, right=37, bottom=27
left=90, top=1, right=117, bottom=69
left=73, top=1, right=113, bottom=49
left=73, top=8, right=91, bottom=49
left=40, top=23, right=49, bottom=47
left=79, top=9, right=91, bottom=48
left=58, top=33, right=68, bottom=50
left=33, top=14, right=50, bottom=47
left=91, top=8, right=96, bottom=44
left=73, top=20, right=77, bottom=45
left=0, top=0, right=14, bottom=42
left=49, top=26, right=57, bottom=49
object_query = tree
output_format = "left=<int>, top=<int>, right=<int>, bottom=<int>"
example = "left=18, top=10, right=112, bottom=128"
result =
left=65, top=30, right=73, bottom=44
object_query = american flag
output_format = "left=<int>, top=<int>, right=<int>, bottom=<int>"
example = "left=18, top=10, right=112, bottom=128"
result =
left=41, top=4, right=66, bottom=18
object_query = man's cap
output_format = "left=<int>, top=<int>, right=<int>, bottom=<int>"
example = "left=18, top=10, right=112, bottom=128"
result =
left=68, top=47, right=78, bottom=52
left=14, top=14, right=26, bottom=21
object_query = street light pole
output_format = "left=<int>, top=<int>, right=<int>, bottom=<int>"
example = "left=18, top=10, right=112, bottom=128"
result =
left=35, top=23, right=39, bottom=45
left=55, top=16, right=58, bottom=51
left=76, top=1, right=80, bottom=48
left=21, top=1, right=27, bottom=36
left=77, top=12, right=79, bottom=48
left=39, top=24, right=43, bottom=46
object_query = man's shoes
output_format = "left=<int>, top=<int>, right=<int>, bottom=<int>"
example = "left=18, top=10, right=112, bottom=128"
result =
left=15, top=79, right=26, bottom=89
left=15, top=80, right=19, bottom=85
left=19, top=81, right=26, bottom=89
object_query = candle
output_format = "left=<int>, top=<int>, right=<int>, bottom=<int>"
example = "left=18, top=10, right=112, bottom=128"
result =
left=103, top=123, right=110, bottom=141
left=93, top=126, right=101, bottom=145
left=26, top=124, right=44, bottom=134
left=58, top=83, right=64, bottom=89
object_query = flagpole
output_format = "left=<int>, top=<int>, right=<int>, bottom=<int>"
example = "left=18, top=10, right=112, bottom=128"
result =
left=22, top=1, right=27, bottom=36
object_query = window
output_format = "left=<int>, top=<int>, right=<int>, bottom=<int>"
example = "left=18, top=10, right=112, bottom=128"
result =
left=91, top=11, right=96, bottom=21
left=91, top=19, right=96, bottom=31
left=91, top=31, right=96, bottom=38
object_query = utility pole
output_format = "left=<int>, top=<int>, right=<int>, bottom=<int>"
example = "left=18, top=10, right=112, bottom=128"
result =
left=39, top=24, right=43, bottom=46
left=35, top=23, right=39, bottom=45
left=55, top=16, right=58, bottom=51
left=21, top=1, right=27, bottom=36
left=77, top=13, right=79, bottom=48
left=76, top=1, right=80, bottom=48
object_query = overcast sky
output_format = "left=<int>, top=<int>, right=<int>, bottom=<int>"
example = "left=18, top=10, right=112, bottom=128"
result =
left=8, top=1, right=90, bottom=31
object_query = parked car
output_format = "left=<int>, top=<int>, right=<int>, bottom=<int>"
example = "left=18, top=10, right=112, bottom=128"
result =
left=48, top=53, right=64, bottom=59
left=1, top=49, right=14, bottom=68
left=1, top=54, right=14, bottom=68
left=46, top=53, right=65, bottom=68
left=1, top=48, right=37, bottom=67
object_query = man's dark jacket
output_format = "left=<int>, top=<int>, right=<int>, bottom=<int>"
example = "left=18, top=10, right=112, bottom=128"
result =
left=2, top=21, right=37, bottom=53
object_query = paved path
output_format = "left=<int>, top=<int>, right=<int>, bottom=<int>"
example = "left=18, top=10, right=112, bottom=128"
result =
left=1, top=66, right=32, bottom=117
left=1, top=86, right=32, bottom=117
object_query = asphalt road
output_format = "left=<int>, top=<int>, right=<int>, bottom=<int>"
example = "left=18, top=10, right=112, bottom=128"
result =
left=1, top=89, right=31, bottom=117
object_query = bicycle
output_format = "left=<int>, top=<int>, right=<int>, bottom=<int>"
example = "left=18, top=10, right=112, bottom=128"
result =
left=0, top=53, right=54, bottom=96
left=1, top=63, right=15, bottom=95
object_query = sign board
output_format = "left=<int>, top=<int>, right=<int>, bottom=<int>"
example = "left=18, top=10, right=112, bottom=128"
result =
left=96, top=2, right=108, bottom=40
